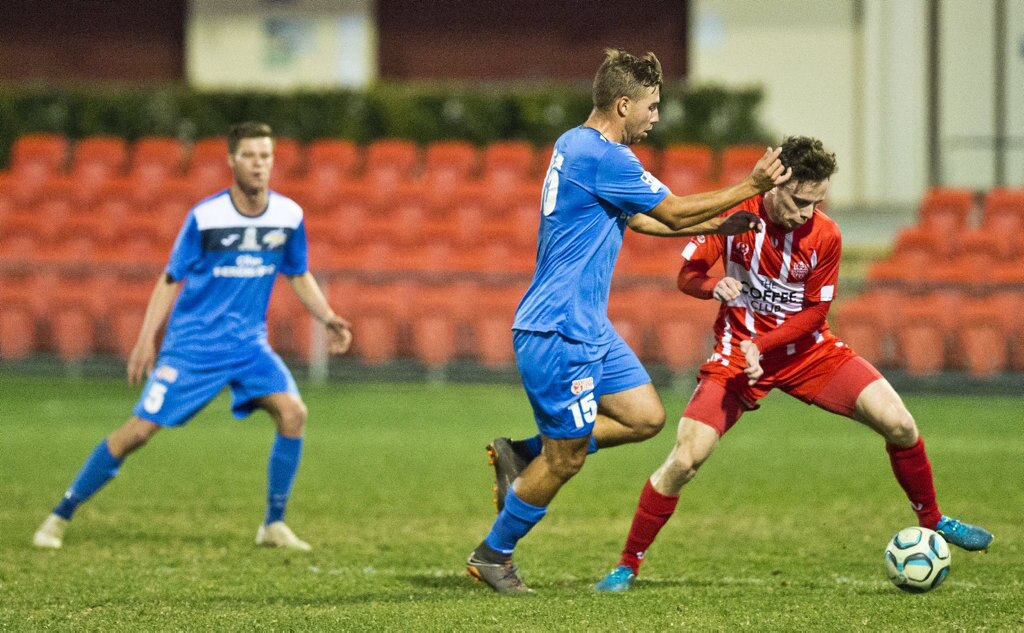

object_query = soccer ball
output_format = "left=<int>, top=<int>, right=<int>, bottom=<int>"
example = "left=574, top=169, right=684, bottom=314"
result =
left=883, top=527, right=951, bottom=593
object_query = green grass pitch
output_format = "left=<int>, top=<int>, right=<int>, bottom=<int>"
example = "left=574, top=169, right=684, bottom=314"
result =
left=1, top=374, right=1021, bottom=630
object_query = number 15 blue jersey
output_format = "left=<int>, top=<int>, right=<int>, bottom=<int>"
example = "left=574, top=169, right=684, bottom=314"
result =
left=513, top=126, right=668, bottom=344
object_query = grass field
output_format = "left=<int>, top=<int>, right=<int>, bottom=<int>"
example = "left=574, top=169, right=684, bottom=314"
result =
left=1, top=374, right=1021, bottom=631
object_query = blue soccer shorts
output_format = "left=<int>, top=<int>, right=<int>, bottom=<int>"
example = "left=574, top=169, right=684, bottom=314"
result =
left=513, top=329, right=651, bottom=439
left=132, top=343, right=299, bottom=427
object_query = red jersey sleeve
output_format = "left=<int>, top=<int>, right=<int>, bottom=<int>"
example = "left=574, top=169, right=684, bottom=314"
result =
left=677, top=233, right=725, bottom=299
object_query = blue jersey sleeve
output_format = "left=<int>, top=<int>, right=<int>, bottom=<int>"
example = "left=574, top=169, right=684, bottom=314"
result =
left=165, top=213, right=202, bottom=281
left=281, top=219, right=309, bottom=276
left=594, top=145, right=668, bottom=216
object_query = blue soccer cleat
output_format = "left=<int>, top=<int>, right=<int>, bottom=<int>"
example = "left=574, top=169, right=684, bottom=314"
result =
left=594, top=565, right=636, bottom=592
left=935, top=515, right=994, bottom=551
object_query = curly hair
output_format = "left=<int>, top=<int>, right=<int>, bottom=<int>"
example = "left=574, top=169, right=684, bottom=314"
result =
left=592, top=49, right=663, bottom=111
left=227, top=121, right=273, bottom=154
left=779, top=136, right=837, bottom=182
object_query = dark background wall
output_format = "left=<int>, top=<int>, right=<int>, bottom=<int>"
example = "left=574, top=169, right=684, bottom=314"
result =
left=0, top=0, right=186, bottom=82
left=0, top=0, right=688, bottom=84
left=377, top=0, right=689, bottom=81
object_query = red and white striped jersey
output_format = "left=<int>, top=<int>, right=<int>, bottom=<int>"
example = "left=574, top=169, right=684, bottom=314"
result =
left=681, top=194, right=842, bottom=366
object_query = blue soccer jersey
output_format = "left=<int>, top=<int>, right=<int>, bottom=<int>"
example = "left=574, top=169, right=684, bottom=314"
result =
left=161, top=189, right=308, bottom=355
left=513, top=126, right=668, bottom=344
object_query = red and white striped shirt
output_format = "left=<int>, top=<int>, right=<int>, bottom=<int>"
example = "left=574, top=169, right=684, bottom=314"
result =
left=680, top=194, right=842, bottom=366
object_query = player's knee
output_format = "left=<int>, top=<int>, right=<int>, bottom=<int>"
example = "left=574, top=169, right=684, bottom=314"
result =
left=278, top=400, right=308, bottom=436
left=668, top=445, right=707, bottom=484
left=635, top=403, right=666, bottom=440
left=884, top=408, right=918, bottom=446
left=545, top=451, right=587, bottom=481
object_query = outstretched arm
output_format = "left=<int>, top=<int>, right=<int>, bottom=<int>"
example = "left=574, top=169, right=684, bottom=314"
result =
left=629, top=210, right=763, bottom=237
left=127, top=273, right=182, bottom=385
left=287, top=272, right=352, bottom=355
left=645, top=147, right=791, bottom=231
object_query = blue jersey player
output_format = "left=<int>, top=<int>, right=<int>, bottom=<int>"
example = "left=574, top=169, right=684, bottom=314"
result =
left=466, top=49, right=792, bottom=593
left=33, top=122, right=352, bottom=551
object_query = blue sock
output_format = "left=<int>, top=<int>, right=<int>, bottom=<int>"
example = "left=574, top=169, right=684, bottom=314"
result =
left=265, top=434, right=303, bottom=525
left=483, top=489, right=548, bottom=555
left=522, top=435, right=543, bottom=458
left=53, top=440, right=122, bottom=520
left=521, top=434, right=597, bottom=456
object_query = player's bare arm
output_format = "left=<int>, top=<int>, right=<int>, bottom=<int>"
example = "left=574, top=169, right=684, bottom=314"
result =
left=286, top=272, right=352, bottom=355
left=644, top=147, right=791, bottom=231
left=628, top=211, right=762, bottom=237
left=127, top=273, right=182, bottom=385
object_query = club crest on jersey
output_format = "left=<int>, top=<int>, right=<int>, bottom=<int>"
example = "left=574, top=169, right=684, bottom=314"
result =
left=262, top=229, right=287, bottom=249
left=571, top=377, right=594, bottom=395
left=154, top=365, right=179, bottom=383
left=733, top=242, right=752, bottom=265
left=791, top=261, right=810, bottom=280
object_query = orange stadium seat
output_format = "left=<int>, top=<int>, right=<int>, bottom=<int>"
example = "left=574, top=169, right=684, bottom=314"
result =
left=346, top=281, right=411, bottom=365
left=629, top=144, right=659, bottom=175
left=131, top=136, right=184, bottom=183
left=916, top=187, right=976, bottom=232
left=267, top=278, right=312, bottom=361
left=0, top=277, right=40, bottom=359
left=953, top=297, right=1008, bottom=377
left=660, top=144, right=714, bottom=195
left=482, top=141, right=536, bottom=188
left=978, top=188, right=1024, bottom=238
left=362, top=139, right=419, bottom=188
left=989, top=292, right=1024, bottom=371
left=718, top=145, right=766, bottom=188
left=893, top=292, right=962, bottom=375
left=108, top=275, right=157, bottom=360
left=9, top=134, right=68, bottom=178
left=423, top=141, right=479, bottom=183
left=49, top=274, right=116, bottom=362
left=187, top=137, right=232, bottom=193
left=408, top=283, right=467, bottom=368
left=71, top=136, right=128, bottom=183
left=651, top=292, right=720, bottom=372
left=834, top=292, right=902, bottom=367
left=468, top=284, right=523, bottom=368
left=304, top=138, right=360, bottom=187
left=270, top=137, right=303, bottom=183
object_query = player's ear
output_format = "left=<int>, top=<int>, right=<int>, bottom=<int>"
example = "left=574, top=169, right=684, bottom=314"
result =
left=616, top=96, right=630, bottom=118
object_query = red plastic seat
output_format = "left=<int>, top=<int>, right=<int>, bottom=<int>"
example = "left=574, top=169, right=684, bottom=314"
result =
left=954, top=297, right=1008, bottom=376
left=482, top=141, right=535, bottom=188
left=187, top=137, right=232, bottom=193
left=131, top=137, right=184, bottom=183
left=834, top=292, right=902, bottom=367
left=660, top=144, right=714, bottom=195
left=718, top=145, right=766, bottom=188
left=269, top=137, right=303, bottom=185
left=892, top=292, right=962, bottom=375
left=629, top=144, right=659, bottom=174
left=71, top=136, right=128, bottom=184
left=267, top=278, right=312, bottom=360
left=469, top=284, right=523, bottom=368
left=916, top=187, right=976, bottom=233
left=0, top=278, right=39, bottom=359
left=9, top=134, right=68, bottom=179
left=362, top=139, right=419, bottom=188
left=304, top=138, right=360, bottom=188
left=49, top=274, right=118, bottom=361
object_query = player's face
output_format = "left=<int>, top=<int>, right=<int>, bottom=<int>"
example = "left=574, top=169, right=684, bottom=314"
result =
left=229, top=137, right=274, bottom=193
left=765, top=179, right=829, bottom=230
left=623, top=86, right=660, bottom=145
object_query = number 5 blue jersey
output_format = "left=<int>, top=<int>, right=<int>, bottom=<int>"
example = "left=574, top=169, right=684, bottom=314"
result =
left=513, top=126, right=668, bottom=344
left=161, top=189, right=308, bottom=356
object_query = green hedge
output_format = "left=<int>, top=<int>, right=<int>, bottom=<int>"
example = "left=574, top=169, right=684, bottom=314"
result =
left=0, top=82, right=772, bottom=166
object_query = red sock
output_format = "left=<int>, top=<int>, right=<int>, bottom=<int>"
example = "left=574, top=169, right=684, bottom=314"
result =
left=619, top=479, right=679, bottom=574
left=886, top=437, right=942, bottom=528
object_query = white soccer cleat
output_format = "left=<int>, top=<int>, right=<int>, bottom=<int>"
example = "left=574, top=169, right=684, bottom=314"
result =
left=33, top=514, right=67, bottom=549
left=255, top=521, right=312, bottom=551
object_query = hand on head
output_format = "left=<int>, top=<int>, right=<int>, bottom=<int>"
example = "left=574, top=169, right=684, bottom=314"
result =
left=751, top=147, right=792, bottom=192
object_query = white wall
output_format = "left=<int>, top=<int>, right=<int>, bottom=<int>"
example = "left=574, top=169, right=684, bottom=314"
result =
left=691, top=0, right=1023, bottom=206
left=186, top=0, right=376, bottom=90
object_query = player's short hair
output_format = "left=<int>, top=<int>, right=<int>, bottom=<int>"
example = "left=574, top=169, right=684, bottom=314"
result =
left=779, top=136, right=837, bottom=183
left=592, top=49, right=663, bottom=111
left=227, top=122, right=273, bottom=154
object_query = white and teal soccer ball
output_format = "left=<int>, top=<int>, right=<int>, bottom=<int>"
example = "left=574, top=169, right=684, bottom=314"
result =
left=883, top=527, right=951, bottom=593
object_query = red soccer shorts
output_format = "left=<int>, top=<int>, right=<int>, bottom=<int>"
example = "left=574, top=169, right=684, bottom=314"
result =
left=683, top=340, right=883, bottom=435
